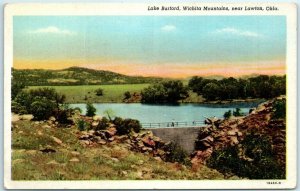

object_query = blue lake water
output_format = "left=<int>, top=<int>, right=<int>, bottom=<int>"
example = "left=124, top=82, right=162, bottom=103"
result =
left=70, top=101, right=263, bottom=127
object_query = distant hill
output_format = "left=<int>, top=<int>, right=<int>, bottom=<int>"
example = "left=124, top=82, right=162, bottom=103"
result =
left=12, top=67, right=163, bottom=86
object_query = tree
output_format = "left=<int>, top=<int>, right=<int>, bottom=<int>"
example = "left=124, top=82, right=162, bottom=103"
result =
left=202, top=82, right=220, bottom=101
left=141, top=80, right=188, bottom=103
left=11, top=81, right=25, bottom=100
left=86, top=103, right=96, bottom=117
left=223, top=110, right=232, bottom=119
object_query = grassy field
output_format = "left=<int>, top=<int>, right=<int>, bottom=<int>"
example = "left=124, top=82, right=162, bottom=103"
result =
left=28, top=84, right=205, bottom=104
left=12, top=120, right=227, bottom=180
left=28, top=84, right=150, bottom=103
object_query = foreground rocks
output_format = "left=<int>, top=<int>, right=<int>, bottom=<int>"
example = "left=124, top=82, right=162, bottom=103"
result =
left=77, top=128, right=168, bottom=161
left=191, top=97, right=286, bottom=169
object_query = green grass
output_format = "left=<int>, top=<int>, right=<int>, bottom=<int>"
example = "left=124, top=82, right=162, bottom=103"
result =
left=11, top=120, right=226, bottom=180
left=28, top=84, right=150, bottom=103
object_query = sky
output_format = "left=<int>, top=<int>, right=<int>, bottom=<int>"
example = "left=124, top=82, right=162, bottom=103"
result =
left=13, top=16, right=286, bottom=78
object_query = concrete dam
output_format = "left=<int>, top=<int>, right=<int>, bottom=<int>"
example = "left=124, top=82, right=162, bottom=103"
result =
left=147, top=126, right=203, bottom=154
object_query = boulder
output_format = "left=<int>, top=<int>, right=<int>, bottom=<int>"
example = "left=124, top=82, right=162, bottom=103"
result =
left=71, top=151, right=80, bottom=156
left=20, top=114, right=34, bottom=121
left=47, top=160, right=59, bottom=165
left=142, top=137, right=155, bottom=147
left=51, top=136, right=63, bottom=145
left=93, top=115, right=102, bottom=121
left=111, top=158, right=119, bottom=162
left=91, top=121, right=99, bottom=128
left=69, top=157, right=80, bottom=162
left=49, top=116, right=56, bottom=122
left=98, top=140, right=107, bottom=145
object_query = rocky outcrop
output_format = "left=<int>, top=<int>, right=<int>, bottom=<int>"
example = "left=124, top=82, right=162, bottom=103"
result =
left=77, top=128, right=168, bottom=161
left=192, top=97, right=286, bottom=169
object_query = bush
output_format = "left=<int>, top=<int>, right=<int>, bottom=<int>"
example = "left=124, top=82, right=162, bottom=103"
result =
left=13, top=88, right=66, bottom=120
left=207, top=132, right=285, bottom=179
left=95, top=88, right=103, bottom=96
left=77, top=119, right=86, bottom=131
left=272, top=99, right=286, bottom=119
left=11, top=81, right=25, bottom=100
left=223, top=110, right=232, bottom=119
left=96, top=117, right=110, bottom=130
left=124, top=91, right=131, bottom=100
left=164, top=142, right=191, bottom=166
left=112, top=117, right=142, bottom=135
left=73, top=107, right=82, bottom=113
left=86, top=103, right=96, bottom=117
left=233, top=108, right=243, bottom=117
left=30, top=97, right=56, bottom=121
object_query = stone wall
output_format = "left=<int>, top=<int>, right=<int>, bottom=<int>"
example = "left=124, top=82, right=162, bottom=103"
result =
left=147, top=127, right=203, bottom=154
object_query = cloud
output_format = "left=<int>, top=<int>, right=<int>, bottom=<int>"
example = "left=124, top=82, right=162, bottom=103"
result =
left=161, top=25, right=176, bottom=32
left=215, top=27, right=262, bottom=38
left=29, top=26, right=76, bottom=35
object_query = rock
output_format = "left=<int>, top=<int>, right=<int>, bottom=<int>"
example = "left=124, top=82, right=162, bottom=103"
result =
left=88, top=130, right=95, bottom=135
left=81, top=140, right=90, bottom=145
left=154, top=157, right=162, bottom=162
left=35, top=121, right=40, bottom=125
left=227, top=130, right=237, bottom=136
left=108, top=137, right=115, bottom=142
left=136, top=171, right=143, bottom=179
left=42, top=124, right=51, bottom=129
left=230, top=136, right=239, bottom=145
left=79, top=134, right=90, bottom=140
left=69, top=157, right=80, bottom=162
left=18, top=131, right=23, bottom=134
left=111, top=158, right=119, bottom=162
left=91, top=121, right=99, bottom=128
left=107, top=127, right=117, bottom=136
left=49, top=116, right=56, bottom=121
left=12, top=114, right=20, bottom=122
left=47, top=160, right=59, bottom=165
left=98, top=140, right=107, bottom=145
left=52, top=136, right=63, bottom=145
left=26, top=150, right=38, bottom=155
left=93, top=115, right=102, bottom=121
left=121, top=171, right=128, bottom=175
left=142, top=137, right=155, bottom=147
left=141, top=147, right=148, bottom=152
left=37, top=130, right=43, bottom=136
left=20, top=114, right=34, bottom=121
left=237, top=131, right=243, bottom=137
left=71, top=151, right=80, bottom=156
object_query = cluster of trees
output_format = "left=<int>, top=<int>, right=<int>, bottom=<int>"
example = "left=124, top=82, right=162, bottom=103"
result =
left=141, top=80, right=188, bottom=103
left=188, top=75, right=286, bottom=101
left=12, top=87, right=68, bottom=121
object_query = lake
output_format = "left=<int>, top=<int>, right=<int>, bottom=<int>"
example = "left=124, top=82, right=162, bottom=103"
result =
left=70, top=100, right=263, bottom=127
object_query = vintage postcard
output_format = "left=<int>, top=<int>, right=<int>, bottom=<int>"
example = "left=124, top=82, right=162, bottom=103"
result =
left=4, top=3, right=297, bottom=189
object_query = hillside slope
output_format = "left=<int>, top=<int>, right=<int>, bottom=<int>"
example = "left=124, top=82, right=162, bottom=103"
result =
left=12, top=67, right=162, bottom=86
left=11, top=116, right=227, bottom=180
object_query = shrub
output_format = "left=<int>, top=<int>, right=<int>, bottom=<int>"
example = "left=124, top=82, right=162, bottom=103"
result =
left=86, top=103, right=96, bottom=117
left=124, top=91, right=131, bottom=100
left=73, top=107, right=82, bottom=113
left=96, top=117, right=110, bottom=130
left=30, top=97, right=56, bottom=121
left=13, top=88, right=66, bottom=120
left=112, top=117, right=142, bottom=135
left=164, top=142, right=191, bottom=166
left=233, top=108, right=243, bottom=117
left=77, top=119, right=86, bottom=131
left=11, top=81, right=25, bottom=100
left=272, top=99, right=286, bottom=119
left=223, top=110, right=232, bottom=119
left=95, top=88, right=103, bottom=96
left=207, top=131, right=285, bottom=179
